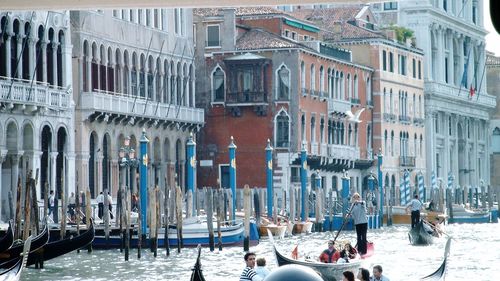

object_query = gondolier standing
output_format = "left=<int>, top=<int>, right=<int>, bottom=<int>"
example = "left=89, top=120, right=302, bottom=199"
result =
left=350, top=193, right=368, bottom=255
left=406, top=194, right=423, bottom=228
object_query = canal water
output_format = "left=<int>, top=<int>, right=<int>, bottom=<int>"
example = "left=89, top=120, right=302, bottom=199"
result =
left=22, top=222, right=499, bottom=280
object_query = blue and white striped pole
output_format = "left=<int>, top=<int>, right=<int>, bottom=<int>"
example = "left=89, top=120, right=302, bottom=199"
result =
left=418, top=173, right=425, bottom=201
left=187, top=133, right=196, bottom=216
left=228, top=136, right=237, bottom=224
left=300, top=142, right=307, bottom=222
left=265, top=139, right=273, bottom=219
left=342, top=170, right=350, bottom=217
left=404, top=171, right=410, bottom=205
left=399, top=179, right=405, bottom=206
left=139, top=130, right=149, bottom=236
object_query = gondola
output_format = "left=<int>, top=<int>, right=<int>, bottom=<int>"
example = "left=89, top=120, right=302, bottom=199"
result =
left=420, top=238, right=452, bottom=281
left=26, top=219, right=95, bottom=267
left=0, top=236, right=31, bottom=281
left=0, top=221, right=14, bottom=254
left=190, top=244, right=207, bottom=281
left=0, top=222, right=49, bottom=262
left=408, top=220, right=435, bottom=246
left=269, top=231, right=361, bottom=281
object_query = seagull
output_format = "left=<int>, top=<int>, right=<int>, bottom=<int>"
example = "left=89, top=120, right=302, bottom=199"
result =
left=345, top=107, right=365, bottom=123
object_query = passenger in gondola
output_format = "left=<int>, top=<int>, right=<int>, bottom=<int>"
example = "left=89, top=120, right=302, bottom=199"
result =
left=426, top=199, right=435, bottom=211
left=254, top=257, right=270, bottom=280
left=344, top=242, right=358, bottom=259
left=319, top=240, right=340, bottom=263
left=239, top=252, right=263, bottom=281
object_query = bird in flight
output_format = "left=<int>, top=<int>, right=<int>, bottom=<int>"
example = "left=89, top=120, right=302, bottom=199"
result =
left=345, top=107, right=365, bottom=123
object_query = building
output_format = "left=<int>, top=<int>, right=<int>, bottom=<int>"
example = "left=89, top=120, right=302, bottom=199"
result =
left=371, top=0, right=496, bottom=191
left=193, top=7, right=373, bottom=204
left=487, top=52, right=500, bottom=192
left=70, top=8, right=203, bottom=199
left=1, top=11, right=74, bottom=221
left=291, top=6, right=426, bottom=205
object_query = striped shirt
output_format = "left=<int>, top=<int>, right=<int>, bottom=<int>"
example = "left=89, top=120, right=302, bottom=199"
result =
left=240, top=267, right=262, bottom=281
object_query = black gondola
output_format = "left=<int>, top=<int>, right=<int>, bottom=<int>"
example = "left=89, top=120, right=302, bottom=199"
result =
left=0, top=221, right=14, bottom=254
left=26, top=219, right=95, bottom=267
left=0, top=235, right=32, bottom=281
left=408, top=220, right=435, bottom=246
left=420, top=238, right=452, bottom=281
left=0, top=222, right=49, bottom=263
left=190, top=244, right=207, bottom=281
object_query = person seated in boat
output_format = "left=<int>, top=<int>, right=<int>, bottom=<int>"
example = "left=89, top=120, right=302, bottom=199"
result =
left=344, top=242, right=358, bottom=259
left=254, top=257, right=270, bottom=280
left=319, top=240, right=340, bottom=263
left=240, top=252, right=263, bottom=281
left=337, top=249, right=349, bottom=264
left=371, top=265, right=390, bottom=281
left=426, top=200, right=436, bottom=211
left=422, top=220, right=434, bottom=234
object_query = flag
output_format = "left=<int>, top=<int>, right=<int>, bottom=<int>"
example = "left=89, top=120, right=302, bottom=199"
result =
left=291, top=245, right=299, bottom=260
left=469, top=85, right=475, bottom=98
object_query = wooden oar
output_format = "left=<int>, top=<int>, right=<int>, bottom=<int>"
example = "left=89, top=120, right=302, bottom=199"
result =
left=422, top=219, right=449, bottom=237
left=332, top=203, right=354, bottom=244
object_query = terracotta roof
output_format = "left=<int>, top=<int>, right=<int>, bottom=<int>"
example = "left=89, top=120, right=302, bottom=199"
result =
left=193, top=8, right=222, bottom=17
left=194, top=7, right=290, bottom=18
left=337, top=23, right=382, bottom=40
left=235, top=28, right=303, bottom=50
left=291, top=7, right=363, bottom=24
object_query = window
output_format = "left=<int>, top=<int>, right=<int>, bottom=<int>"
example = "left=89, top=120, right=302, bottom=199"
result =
left=277, top=65, right=290, bottom=100
left=174, top=8, right=184, bottom=35
left=492, top=128, right=500, bottom=153
left=206, top=25, right=220, bottom=47
left=291, top=32, right=296, bottom=40
left=418, top=61, right=422, bottom=79
left=319, top=66, right=324, bottom=96
left=276, top=111, right=290, bottom=148
left=390, top=131, right=394, bottom=156
left=310, top=64, right=315, bottom=92
left=384, top=130, right=388, bottom=154
left=366, top=77, right=372, bottom=104
left=398, top=55, right=406, bottom=75
left=389, top=52, right=394, bottom=72
left=347, top=74, right=352, bottom=98
left=212, top=67, right=225, bottom=101
left=353, top=74, right=358, bottom=99
left=300, top=61, right=305, bottom=91
left=449, top=116, right=452, bottom=136
left=382, top=50, right=387, bottom=71
left=383, top=1, right=398, bottom=10
left=311, top=116, right=316, bottom=143
left=412, top=58, right=416, bottom=78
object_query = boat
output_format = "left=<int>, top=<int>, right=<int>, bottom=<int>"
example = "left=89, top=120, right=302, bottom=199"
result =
left=0, top=221, right=14, bottom=254
left=291, top=221, right=313, bottom=234
left=408, top=221, right=435, bottom=246
left=0, top=236, right=31, bottom=281
left=384, top=206, right=444, bottom=225
left=448, top=205, right=491, bottom=224
left=358, top=242, right=375, bottom=259
left=269, top=231, right=361, bottom=281
left=258, top=224, right=287, bottom=239
left=189, top=245, right=207, bottom=281
left=0, top=222, right=49, bottom=263
left=420, top=238, right=452, bottom=280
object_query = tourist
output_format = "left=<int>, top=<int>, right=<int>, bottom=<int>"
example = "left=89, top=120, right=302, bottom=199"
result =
left=344, top=242, right=358, bottom=259
left=426, top=199, right=435, bottom=211
left=254, top=257, right=270, bottom=279
left=406, top=194, right=423, bottom=228
left=342, top=271, right=355, bottom=281
left=239, top=252, right=262, bottom=281
left=319, top=240, right=340, bottom=263
left=48, top=190, right=55, bottom=217
left=107, top=192, right=114, bottom=219
left=358, top=268, right=370, bottom=281
left=350, top=193, right=368, bottom=255
left=371, top=265, right=390, bottom=281
left=97, top=191, right=104, bottom=219
left=131, top=193, right=139, bottom=212
left=68, top=192, right=76, bottom=222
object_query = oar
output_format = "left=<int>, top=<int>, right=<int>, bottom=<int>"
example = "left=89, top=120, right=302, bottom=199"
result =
left=332, top=203, right=354, bottom=244
left=422, top=219, right=451, bottom=237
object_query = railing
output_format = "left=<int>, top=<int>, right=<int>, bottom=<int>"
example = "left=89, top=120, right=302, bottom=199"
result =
left=350, top=98, right=361, bottom=105
left=327, top=144, right=360, bottom=160
left=320, top=143, right=328, bottom=157
left=383, top=113, right=397, bottom=122
left=399, top=156, right=415, bottom=167
left=399, top=115, right=411, bottom=124
left=424, top=81, right=496, bottom=109
left=225, top=91, right=267, bottom=104
left=413, top=117, right=425, bottom=126
left=0, top=77, right=71, bottom=110
left=310, top=142, right=319, bottom=155
left=80, top=91, right=204, bottom=124
left=328, top=98, right=351, bottom=114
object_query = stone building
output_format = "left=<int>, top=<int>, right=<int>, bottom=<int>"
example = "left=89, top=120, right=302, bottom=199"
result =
left=487, top=52, right=500, bottom=192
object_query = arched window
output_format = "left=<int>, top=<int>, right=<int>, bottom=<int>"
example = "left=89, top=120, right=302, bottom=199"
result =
left=310, top=64, right=316, bottom=92
left=275, top=110, right=290, bottom=148
left=212, top=67, right=224, bottom=101
left=301, top=114, right=306, bottom=141
left=319, top=66, right=325, bottom=97
left=311, top=115, right=316, bottom=143
left=300, top=61, right=305, bottom=91
left=367, top=125, right=372, bottom=154
left=347, top=74, right=352, bottom=99
left=384, top=130, right=388, bottom=154
left=353, top=74, right=358, bottom=100
left=493, top=128, right=500, bottom=153
left=277, top=65, right=290, bottom=100
left=391, top=130, right=394, bottom=157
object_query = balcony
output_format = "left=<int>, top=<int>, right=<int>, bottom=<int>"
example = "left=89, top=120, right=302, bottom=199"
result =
left=350, top=98, right=361, bottom=105
left=0, top=77, right=71, bottom=111
left=383, top=113, right=397, bottom=122
left=80, top=91, right=204, bottom=125
left=327, top=144, right=360, bottom=161
left=399, top=156, right=415, bottom=167
left=424, top=81, right=496, bottom=110
left=413, top=117, right=425, bottom=126
left=399, top=115, right=411, bottom=124
left=328, top=98, right=351, bottom=115
left=310, top=142, right=319, bottom=155
left=225, top=91, right=267, bottom=106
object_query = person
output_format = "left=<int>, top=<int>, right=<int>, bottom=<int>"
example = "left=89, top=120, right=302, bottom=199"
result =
left=358, top=268, right=370, bottom=281
left=350, top=192, right=368, bottom=255
left=131, top=193, right=138, bottom=212
left=337, top=250, right=349, bottom=264
left=426, top=199, right=435, bottom=211
left=68, top=192, right=76, bottom=222
left=342, top=271, right=355, bottom=281
left=107, top=192, right=114, bottom=220
left=48, top=190, right=55, bottom=216
left=371, top=265, right=390, bottom=281
left=239, top=252, right=263, bottom=281
left=344, top=242, right=358, bottom=259
left=406, top=194, right=423, bottom=228
left=97, top=192, right=104, bottom=219
left=254, top=257, right=270, bottom=280
left=319, top=240, right=340, bottom=263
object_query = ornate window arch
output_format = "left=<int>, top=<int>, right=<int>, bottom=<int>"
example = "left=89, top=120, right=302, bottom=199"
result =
left=275, top=109, right=290, bottom=148
left=276, top=63, right=290, bottom=100
left=211, top=65, right=225, bottom=102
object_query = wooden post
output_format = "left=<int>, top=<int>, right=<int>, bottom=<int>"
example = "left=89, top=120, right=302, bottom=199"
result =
left=243, top=184, right=251, bottom=251
left=61, top=176, right=66, bottom=239
left=32, top=169, right=40, bottom=234
left=124, top=189, right=131, bottom=261
left=23, top=172, right=33, bottom=241
left=155, top=186, right=160, bottom=257
left=14, top=175, right=22, bottom=239
left=205, top=188, right=215, bottom=252
left=164, top=177, right=170, bottom=257
left=315, top=188, right=323, bottom=232
left=137, top=186, right=142, bottom=259
left=175, top=185, right=183, bottom=252
left=253, top=189, right=260, bottom=225
left=149, top=186, right=158, bottom=257
left=186, top=189, right=193, bottom=218
left=227, top=189, right=233, bottom=224
left=85, top=187, right=92, bottom=253
left=273, top=190, right=278, bottom=224
left=117, top=188, right=123, bottom=253
left=103, top=188, right=110, bottom=247
left=216, top=189, right=223, bottom=251
left=44, top=182, right=49, bottom=219
left=290, top=185, right=295, bottom=222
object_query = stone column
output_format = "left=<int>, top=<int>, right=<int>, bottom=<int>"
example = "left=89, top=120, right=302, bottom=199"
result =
left=0, top=150, right=8, bottom=221
left=144, top=64, right=149, bottom=98
left=458, top=35, right=465, bottom=87
left=110, top=159, right=119, bottom=196
left=86, top=57, right=92, bottom=92
left=66, top=152, right=76, bottom=195
left=62, top=40, right=72, bottom=89
left=97, top=153, right=104, bottom=195
left=16, top=34, right=24, bottom=79
left=50, top=152, right=58, bottom=195
left=51, top=42, right=59, bottom=86
left=437, top=27, right=445, bottom=83
left=447, top=32, right=454, bottom=85
left=42, top=40, right=48, bottom=83
left=28, top=35, right=36, bottom=80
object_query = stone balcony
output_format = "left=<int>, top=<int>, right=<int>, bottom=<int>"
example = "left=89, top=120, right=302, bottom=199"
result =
left=399, top=156, right=415, bottom=167
left=328, top=98, right=351, bottom=115
left=327, top=144, right=360, bottom=160
left=424, top=81, right=496, bottom=111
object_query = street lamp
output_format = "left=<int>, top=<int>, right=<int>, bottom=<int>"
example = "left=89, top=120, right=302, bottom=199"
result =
left=119, top=136, right=139, bottom=194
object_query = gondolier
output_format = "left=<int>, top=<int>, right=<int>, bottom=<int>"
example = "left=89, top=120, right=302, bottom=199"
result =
left=406, top=194, right=423, bottom=228
left=350, top=193, right=368, bottom=255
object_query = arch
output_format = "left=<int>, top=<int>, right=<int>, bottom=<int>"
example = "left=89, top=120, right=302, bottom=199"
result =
left=211, top=64, right=225, bottom=102
left=22, top=122, right=34, bottom=151
left=56, top=127, right=68, bottom=200
left=275, top=108, right=290, bottom=148
left=40, top=125, right=53, bottom=198
left=276, top=63, right=290, bottom=100
left=163, top=137, right=171, bottom=162
left=6, top=120, right=19, bottom=151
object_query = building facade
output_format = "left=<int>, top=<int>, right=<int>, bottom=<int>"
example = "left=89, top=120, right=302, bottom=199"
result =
left=1, top=11, right=74, bottom=221
left=193, top=7, right=373, bottom=204
left=71, top=8, right=203, bottom=199
left=487, top=52, right=500, bottom=192
left=372, top=0, right=496, bottom=191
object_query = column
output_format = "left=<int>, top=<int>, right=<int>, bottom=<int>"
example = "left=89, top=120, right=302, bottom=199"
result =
left=102, top=54, right=108, bottom=92
left=158, top=69, right=164, bottom=104
left=16, top=33, right=24, bottom=79
left=28, top=35, right=36, bottom=80
left=139, top=130, right=149, bottom=235
left=62, top=40, right=72, bottom=89
left=5, top=32, right=12, bottom=77
left=458, top=35, right=465, bottom=87
left=42, top=40, right=48, bottom=83
left=0, top=150, right=7, bottom=220
left=110, top=159, right=119, bottom=195
left=51, top=41, right=59, bottom=86
left=447, top=32, right=454, bottom=85
left=437, top=27, right=445, bottom=83
left=50, top=152, right=58, bottom=195
left=97, top=153, right=103, bottom=195
left=66, top=153, right=76, bottom=195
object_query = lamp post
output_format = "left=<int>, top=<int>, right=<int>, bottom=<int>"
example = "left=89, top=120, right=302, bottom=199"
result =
left=377, top=149, right=383, bottom=226
left=119, top=136, right=139, bottom=192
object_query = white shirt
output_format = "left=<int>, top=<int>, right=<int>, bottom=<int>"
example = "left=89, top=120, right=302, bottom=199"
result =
left=254, top=266, right=270, bottom=279
left=97, top=194, right=104, bottom=204
left=407, top=198, right=423, bottom=211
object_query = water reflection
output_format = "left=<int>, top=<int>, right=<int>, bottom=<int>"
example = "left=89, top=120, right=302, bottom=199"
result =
left=23, top=223, right=499, bottom=280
